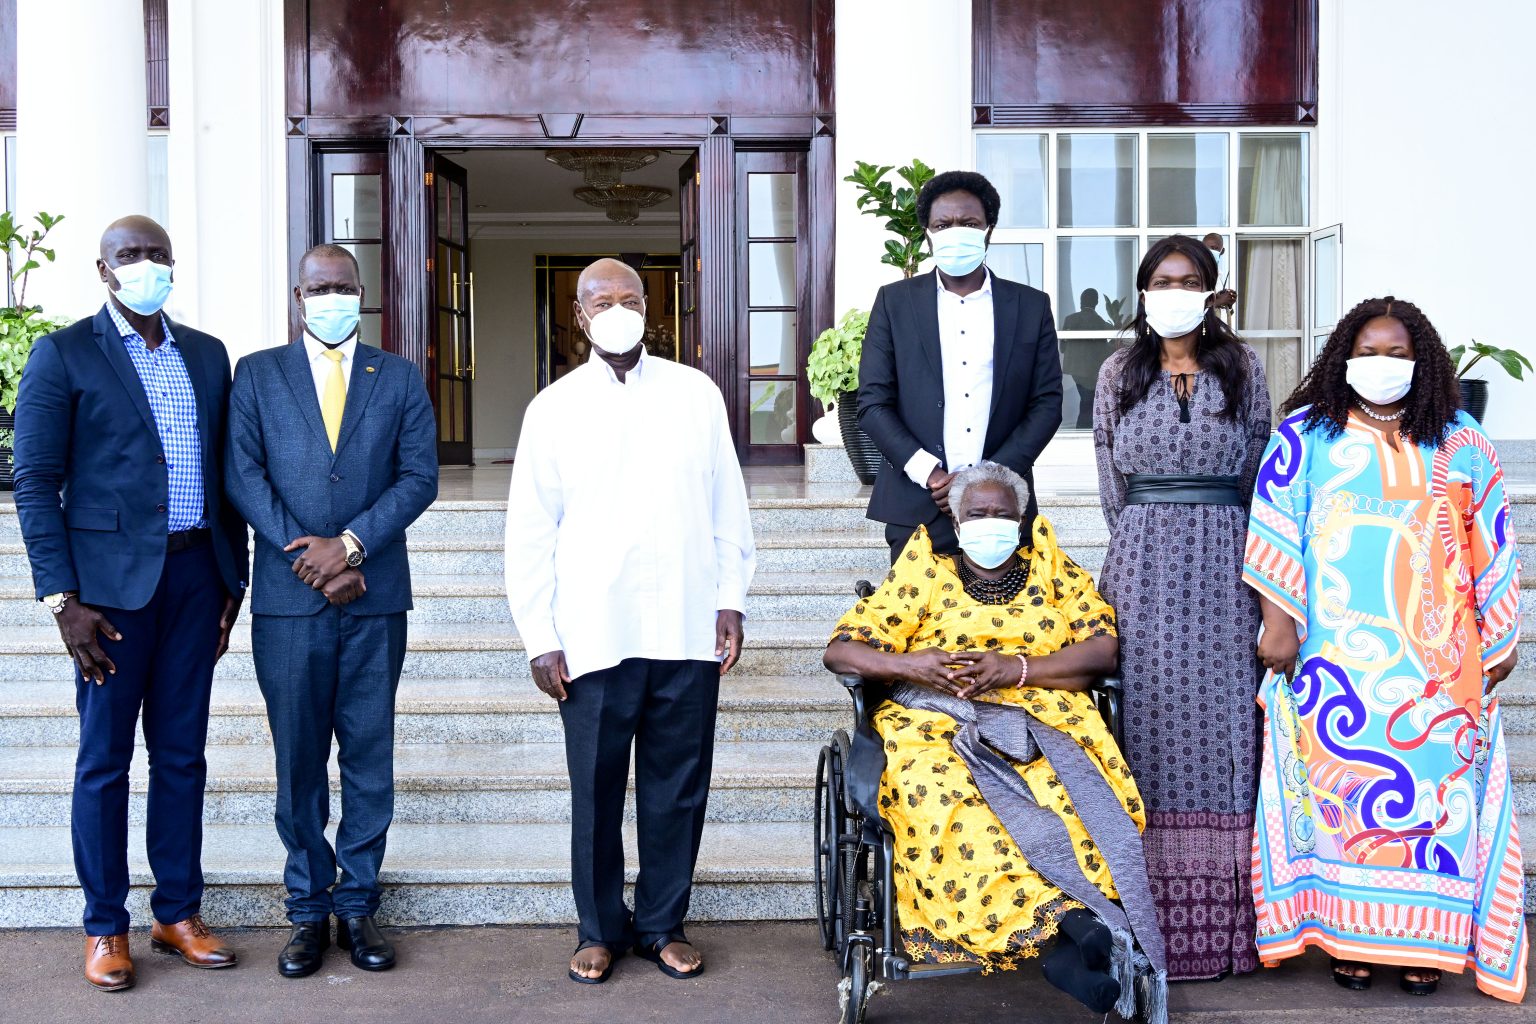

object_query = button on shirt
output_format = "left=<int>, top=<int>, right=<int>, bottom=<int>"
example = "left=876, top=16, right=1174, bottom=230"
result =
left=301, top=331, right=357, bottom=411
left=903, top=271, right=996, bottom=485
left=504, top=349, right=757, bottom=680
left=107, top=302, right=205, bottom=532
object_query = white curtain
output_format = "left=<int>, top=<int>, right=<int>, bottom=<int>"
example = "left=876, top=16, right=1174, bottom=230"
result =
left=1239, top=139, right=1304, bottom=420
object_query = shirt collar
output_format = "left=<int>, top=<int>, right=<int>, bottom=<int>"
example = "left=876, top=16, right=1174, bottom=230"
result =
left=593, top=345, right=647, bottom=385
left=106, top=301, right=176, bottom=347
left=936, top=267, right=994, bottom=299
left=303, top=331, right=359, bottom=364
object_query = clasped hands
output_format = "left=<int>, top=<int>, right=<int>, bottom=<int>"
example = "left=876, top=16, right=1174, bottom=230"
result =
left=284, top=535, right=365, bottom=606
left=904, top=648, right=1020, bottom=700
left=926, top=466, right=957, bottom=515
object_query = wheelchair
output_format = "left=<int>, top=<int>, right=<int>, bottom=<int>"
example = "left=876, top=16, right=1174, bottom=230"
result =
left=814, top=582, right=1125, bottom=1023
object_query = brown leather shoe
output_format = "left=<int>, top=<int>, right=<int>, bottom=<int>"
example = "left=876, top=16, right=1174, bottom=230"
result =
left=84, top=934, right=135, bottom=991
left=150, top=914, right=238, bottom=968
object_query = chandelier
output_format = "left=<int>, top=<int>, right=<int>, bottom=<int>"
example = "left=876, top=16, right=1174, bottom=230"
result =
left=545, top=148, right=660, bottom=188
left=573, top=184, right=673, bottom=225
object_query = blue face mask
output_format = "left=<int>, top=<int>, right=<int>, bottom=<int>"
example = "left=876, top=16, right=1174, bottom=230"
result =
left=107, top=259, right=174, bottom=315
left=956, top=517, right=1021, bottom=570
left=930, top=226, right=988, bottom=278
left=303, top=294, right=362, bottom=345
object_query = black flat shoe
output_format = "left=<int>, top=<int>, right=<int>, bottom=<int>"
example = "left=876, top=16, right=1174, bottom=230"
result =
left=1041, top=932, right=1120, bottom=1014
left=278, top=920, right=330, bottom=979
left=1057, top=908, right=1113, bottom=971
left=337, top=916, right=395, bottom=972
left=568, top=942, right=621, bottom=985
left=1400, top=967, right=1441, bottom=996
left=1332, top=958, right=1371, bottom=990
left=634, top=939, right=705, bottom=980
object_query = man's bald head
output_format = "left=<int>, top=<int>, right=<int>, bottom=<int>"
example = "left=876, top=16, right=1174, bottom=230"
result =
left=576, top=257, right=643, bottom=307
left=1202, top=232, right=1224, bottom=251
left=98, top=216, right=173, bottom=269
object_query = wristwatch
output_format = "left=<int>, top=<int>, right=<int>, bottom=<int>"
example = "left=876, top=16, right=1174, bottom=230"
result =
left=341, top=532, right=365, bottom=568
left=42, top=592, right=75, bottom=615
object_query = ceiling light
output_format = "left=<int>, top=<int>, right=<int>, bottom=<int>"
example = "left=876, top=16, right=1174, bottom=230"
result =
left=546, top=149, right=660, bottom=189
left=573, top=184, right=672, bottom=225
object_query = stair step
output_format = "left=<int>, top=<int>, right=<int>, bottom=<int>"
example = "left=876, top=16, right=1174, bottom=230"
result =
left=0, top=820, right=813, bottom=927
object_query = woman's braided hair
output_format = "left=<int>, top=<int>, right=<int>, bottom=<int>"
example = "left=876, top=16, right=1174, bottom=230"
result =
left=1281, top=296, right=1462, bottom=446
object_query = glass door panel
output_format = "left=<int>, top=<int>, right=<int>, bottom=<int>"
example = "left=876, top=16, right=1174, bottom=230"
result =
left=430, top=154, right=474, bottom=465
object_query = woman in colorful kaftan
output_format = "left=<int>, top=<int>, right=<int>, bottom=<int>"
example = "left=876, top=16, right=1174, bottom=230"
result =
left=1243, top=296, right=1524, bottom=1001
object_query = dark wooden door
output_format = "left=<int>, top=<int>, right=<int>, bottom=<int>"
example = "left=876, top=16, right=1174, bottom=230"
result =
left=429, top=154, right=474, bottom=466
left=678, top=152, right=700, bottom=369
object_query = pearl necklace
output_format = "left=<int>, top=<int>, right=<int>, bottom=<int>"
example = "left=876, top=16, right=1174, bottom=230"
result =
left=1355, top=400, right=1404, bottom=422
left=956, top=557, right=1030, bottom=605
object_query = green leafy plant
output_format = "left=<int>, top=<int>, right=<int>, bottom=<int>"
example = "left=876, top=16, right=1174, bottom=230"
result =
left=0, top=211, right=69, bottom=413
left=844, top=159, right=936, bottom=278
left=808, top=308, right=869, bottom=405
left=0, top=427, right=12, bottom=467
left=1447, top=339, right=1533, bottom=382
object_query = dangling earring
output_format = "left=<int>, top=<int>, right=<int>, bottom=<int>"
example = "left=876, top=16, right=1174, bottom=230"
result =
left=1200, top=321, right=1207, bottom=338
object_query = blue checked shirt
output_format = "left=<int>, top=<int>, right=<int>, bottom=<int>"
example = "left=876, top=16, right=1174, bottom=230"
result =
left=106, top=303, right=206, bottom=532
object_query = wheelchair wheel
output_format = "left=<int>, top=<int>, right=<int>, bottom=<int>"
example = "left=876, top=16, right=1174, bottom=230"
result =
left=813, top=742, right=845, bottom=952
left=841, top=941, right=872, bottom=1024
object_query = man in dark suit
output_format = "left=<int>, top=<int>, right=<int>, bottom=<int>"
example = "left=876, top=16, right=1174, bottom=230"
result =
left=224, top=244, right=437, bottom=978
left=12, top=216, right=248, bottom=991
left=857, top=170, right=1064, bottom=561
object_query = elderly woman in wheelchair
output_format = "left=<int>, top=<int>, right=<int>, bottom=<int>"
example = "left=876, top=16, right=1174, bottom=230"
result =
left=821, top=461, right=1168, bottom=1023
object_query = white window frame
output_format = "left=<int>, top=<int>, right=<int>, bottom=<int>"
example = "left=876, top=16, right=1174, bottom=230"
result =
left=975, top=126, right=1316, bottom=432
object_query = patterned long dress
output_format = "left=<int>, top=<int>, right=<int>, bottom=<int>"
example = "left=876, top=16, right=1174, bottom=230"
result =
left=828, top=519, right=1141, bottom=971
left=1244, top=408, right=1526, bottom=1002
left=1092, top=346, right=1272, bottom=979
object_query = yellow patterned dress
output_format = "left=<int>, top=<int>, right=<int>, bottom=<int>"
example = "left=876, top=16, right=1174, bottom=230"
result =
left=829, top=517, right=1144, bottom=971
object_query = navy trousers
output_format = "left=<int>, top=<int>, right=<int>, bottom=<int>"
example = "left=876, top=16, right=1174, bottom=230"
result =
left=886, top=516, right=958, bottom=563
left=560, top=657, right=719, bottom=952
left=252, top=608, right=406, bottom=922
left=72, top=540, right=225, bottom=936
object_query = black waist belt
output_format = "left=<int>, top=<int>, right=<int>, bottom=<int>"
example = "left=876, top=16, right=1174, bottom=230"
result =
left=1123, top=473, right=1245, bottom=506
left=166, top=527, right=212, bottom=553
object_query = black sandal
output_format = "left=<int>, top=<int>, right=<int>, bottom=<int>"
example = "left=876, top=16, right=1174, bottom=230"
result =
left=1400, top=967, right=1441, bottom=996
left=1331, top=958, right=1371, bottom=991
left=634, top=937, right=705, bottom=980
left=568, top=942, right=620, bottom=985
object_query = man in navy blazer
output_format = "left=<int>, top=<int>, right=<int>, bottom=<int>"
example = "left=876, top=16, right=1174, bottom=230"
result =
left=857, top=171, right=1064, bottom=561
left=224, top=244, right=437, bottom=978
left=12, top=216, right=248, bottom=990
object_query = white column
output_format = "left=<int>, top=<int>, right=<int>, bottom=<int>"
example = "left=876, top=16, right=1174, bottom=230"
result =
left=15, top=0, right=148, bottom=319
left=833, top=0, right=972, bottom=316
left=166, top=0, right=289, bottom=358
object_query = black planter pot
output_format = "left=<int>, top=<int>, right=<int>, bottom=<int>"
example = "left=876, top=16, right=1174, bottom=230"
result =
left=1459, top=379, right=1488, bottom=424
left=836, top=391, right=884, bottom=485
left=0, top=409, right=13, bottom=492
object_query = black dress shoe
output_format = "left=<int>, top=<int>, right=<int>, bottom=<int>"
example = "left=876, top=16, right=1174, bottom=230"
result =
left=278, top=920, right=330, bottom=979
left=336, top=916, right=395, bottom=972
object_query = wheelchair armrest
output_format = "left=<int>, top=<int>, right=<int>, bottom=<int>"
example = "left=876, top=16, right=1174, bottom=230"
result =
left=837, top=673, right=872, bottom=728
left=1094, top=674, right=1123, bottom=695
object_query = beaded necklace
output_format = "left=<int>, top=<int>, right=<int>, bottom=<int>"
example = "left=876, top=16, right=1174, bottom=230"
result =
left=955, top=556, right=1030, bottom=605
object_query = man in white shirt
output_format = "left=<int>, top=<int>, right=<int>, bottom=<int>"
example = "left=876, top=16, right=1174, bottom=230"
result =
left=1203, top=232, right=1237, bottom=321
left=505, top=258, right=755, bottom=986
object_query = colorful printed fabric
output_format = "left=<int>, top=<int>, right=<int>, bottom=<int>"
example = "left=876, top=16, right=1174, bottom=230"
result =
left=1243, top=407, right=1526, bottom=1002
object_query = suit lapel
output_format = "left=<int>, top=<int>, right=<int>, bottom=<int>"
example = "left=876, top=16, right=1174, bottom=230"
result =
left=279, top=339, right=333, bottom=454
left=334, top=344, right=383, bottom=458
left=91, top=306, right=158, bottom=438
left=989, top=279, right=1021, bottom=417
left=909, top=271, right=944, bottom=379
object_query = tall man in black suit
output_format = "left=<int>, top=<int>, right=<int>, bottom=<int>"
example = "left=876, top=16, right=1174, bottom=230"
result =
left=12, top=216, right=248, bottom=990
left=857, top=171, right=1064, bottom=561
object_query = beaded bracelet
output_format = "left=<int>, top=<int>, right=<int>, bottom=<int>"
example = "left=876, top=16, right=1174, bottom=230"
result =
left=1016, top=654, right=1029, bottom=687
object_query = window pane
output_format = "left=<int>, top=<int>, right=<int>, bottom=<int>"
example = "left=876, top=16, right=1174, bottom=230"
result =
left=976, top=134, right=1047, bottom=229
left=748, top=173, right=796, bottom=238
left=359, top=312, right=382, bottom=348
left=749, top=380, right=796, bottom=445
left=3, top=135, right=14, bottom=215
left=987, top=242, right=1043, bottom=289
left=340, top=242, right=383, bottom=302
left=333, top=173, right=382, bottom=239
left=1238, top=134, right=1308, bottom=226
left=1312, top=233, right=1338, bottom=329
left=748, top=311, right=796, bottom=375
left=1147, top=133, right=1227, bottom=228
left=1236, top=238, right=1303, bottom=332
left=448, top=180, right=464, bottom=244
left=146, top=135, right=170, bottom=231
left=1057, top=134, right=1138, bottom=228
left=1056, top=236, right=1138, bottom=331
left=748, top=242, right=795, bottom=306
left=1060, top=339, right=1122, bottom=430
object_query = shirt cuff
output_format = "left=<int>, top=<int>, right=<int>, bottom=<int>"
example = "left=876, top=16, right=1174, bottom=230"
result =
left=903, top=449, right=941, bottom=488
left=342, top=529, right=367, bottom=557
left=716, top=584, right=748, bottom=617
left=518, top=619, right=563, bottom=665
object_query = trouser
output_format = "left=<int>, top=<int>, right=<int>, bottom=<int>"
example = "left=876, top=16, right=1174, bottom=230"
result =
left=252, top=608, right=407, bottom=922
left=72, top=540, right=225, bottom=936
left=560, top=658, right=720, bottom=951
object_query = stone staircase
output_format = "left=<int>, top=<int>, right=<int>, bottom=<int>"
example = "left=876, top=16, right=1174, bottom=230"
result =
left=0, top=486, right=1532, bottom=927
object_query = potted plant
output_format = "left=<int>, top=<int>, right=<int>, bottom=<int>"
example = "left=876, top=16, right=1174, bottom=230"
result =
left=844, top=158, right=937, bottom=279
left=809, top=309, right=881, bottom=483
left=1, top=211, right=69, bottom=490
left=1447, top=339, right=1532, bottom=424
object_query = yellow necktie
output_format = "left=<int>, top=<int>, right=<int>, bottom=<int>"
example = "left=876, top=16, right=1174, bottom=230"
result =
left=321, top=348, right=346, bottom=452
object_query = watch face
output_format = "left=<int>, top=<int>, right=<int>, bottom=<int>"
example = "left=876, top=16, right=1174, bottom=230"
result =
left=347, top=551, right=364, bottom=567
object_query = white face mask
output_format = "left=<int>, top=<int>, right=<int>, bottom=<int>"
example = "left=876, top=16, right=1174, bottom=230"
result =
left=583, top=305, right=645, bottom=355
left=955, top=517, right=1021, bottom=570
left=107, top=258, right=174, bottom=316
left=1141, top=288, right=1212, bottom=338
left=1346, top=356, right=1415, bottom=405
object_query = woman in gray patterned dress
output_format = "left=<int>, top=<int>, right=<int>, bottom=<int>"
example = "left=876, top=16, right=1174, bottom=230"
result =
left=1092, top=235, right=1272, bottom=981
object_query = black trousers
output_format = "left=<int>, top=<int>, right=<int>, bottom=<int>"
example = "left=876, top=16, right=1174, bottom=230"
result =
left=73, top=541, right=224, bottom=935
left=885, top=516, right=958, bottom=564
left=560, top=658, right=719, bottom=951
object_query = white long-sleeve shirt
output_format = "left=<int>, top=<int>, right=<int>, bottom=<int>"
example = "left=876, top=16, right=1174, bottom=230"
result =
left=504, top=349, right=757, bottom=680
left=902, top=270, right=996, bottom=485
